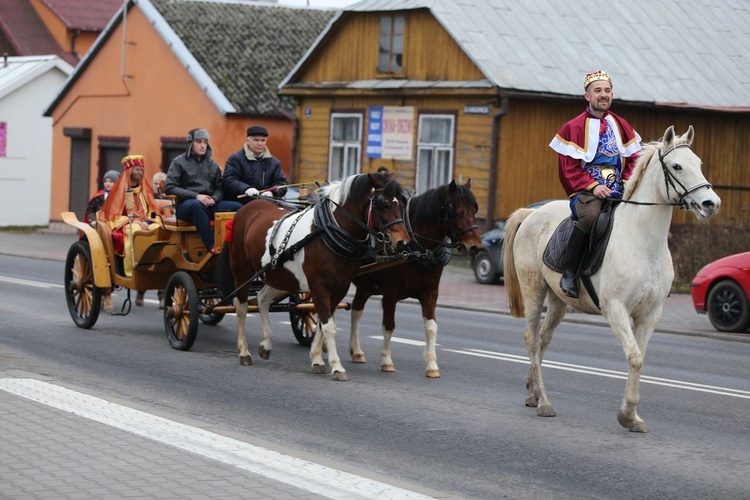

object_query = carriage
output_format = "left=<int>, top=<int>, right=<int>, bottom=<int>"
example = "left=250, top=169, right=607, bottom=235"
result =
left=62, top=172, right=482, bottom=380
left=61, top=192, right=332, bottom=351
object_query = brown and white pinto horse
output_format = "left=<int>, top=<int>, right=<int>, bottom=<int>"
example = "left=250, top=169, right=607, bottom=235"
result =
left=218, top=173, right=410, bottom=381
left=348, top=180, right=483, bottom=377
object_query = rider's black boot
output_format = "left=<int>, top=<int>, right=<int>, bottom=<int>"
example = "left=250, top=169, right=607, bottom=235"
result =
left=559, top=227, right=588, bottom=299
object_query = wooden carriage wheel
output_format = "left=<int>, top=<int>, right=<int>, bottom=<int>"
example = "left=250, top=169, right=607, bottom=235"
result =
left=64, top=240, right=102, bottom=329
left=289, top=292, right=318, bottom=347
left=164, top=271, right=199, bottom=351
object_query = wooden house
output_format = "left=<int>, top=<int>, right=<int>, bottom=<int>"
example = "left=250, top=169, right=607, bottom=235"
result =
left=44, top=0, right=334, bottom=223
left=280, top=0, right=750, bottom=230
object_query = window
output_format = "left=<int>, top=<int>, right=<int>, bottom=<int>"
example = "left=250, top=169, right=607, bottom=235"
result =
left=329, top=113, right=362, bottom=180
left=378, top=15, right=404, bottom=73
left=416, top=114, right=455, bottom=194
left=161, top=136, right=187, bottom=172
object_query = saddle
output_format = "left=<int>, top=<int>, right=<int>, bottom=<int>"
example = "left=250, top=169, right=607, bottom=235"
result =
left=542, top=199, right=620, bottom=306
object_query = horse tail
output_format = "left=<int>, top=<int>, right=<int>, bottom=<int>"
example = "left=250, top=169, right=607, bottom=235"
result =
left=503, top=208, right=534, bottom=318
left=217, top=242, right=234, bottom=299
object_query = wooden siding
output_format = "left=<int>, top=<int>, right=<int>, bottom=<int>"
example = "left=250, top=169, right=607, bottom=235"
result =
left=297, top=10, right=485, bottom=82
left=497, top=98, right=750, bottom=226
left=294, top=95, right=497, bottom=211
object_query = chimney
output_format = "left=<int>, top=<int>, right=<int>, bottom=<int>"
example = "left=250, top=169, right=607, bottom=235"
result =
left=3, top=53, right=7, bottom=68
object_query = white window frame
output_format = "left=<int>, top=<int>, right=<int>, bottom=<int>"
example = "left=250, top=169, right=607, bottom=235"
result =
left=415, top=114, right=455, bottom=194
left=328, top=113, right=363, bottom=181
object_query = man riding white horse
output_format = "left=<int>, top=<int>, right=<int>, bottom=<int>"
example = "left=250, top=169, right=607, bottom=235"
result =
left=549, top=70, right=642, bottom=298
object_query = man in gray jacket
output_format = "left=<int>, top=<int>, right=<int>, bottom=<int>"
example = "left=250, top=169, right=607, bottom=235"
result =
left=165, top=128, right=240, bottom=253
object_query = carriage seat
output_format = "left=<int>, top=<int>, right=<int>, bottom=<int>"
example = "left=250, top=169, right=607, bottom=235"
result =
left=163, top=216, right=196, bottom=231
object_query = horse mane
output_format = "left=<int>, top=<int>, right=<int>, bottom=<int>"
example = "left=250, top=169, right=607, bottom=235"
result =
left=622, top=142, right=657, bottom=201
left=410, top=182, right=477, bottom=222
left=316, top=173, right=404, bottom=207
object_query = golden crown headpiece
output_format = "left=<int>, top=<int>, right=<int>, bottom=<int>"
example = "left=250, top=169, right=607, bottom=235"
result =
left=121, top=155, right=145, bottom=169
left=584, top=70, right=612, bottom=89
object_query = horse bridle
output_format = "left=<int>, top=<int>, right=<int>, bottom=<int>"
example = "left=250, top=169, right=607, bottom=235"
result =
left=405, top=197, right=478, bottom=250
left=319, top=188, right=404, bottom=257
left=616, top=143, right=712, bottom=209
left=658, top=143, right=713, bottom=209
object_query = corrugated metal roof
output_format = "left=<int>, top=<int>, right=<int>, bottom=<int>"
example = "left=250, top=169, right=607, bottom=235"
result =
left=0, top=55, right=73, bottom=101
left=331, top=0, right=750, bottom=109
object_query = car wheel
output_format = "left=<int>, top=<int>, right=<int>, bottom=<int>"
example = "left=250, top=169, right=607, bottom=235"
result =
left=706, top=279, right=750, bottom=333
left=473, top=250, right=500, bottom=284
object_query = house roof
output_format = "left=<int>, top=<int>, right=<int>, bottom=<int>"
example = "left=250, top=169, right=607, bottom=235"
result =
left=285, top=0, right=750, bottom=111
left=40, top=0, right=122, bottom=31
left=44, top=0, right=336, bottom=118
left=0, top=0, right=78, bottom=66
left=0, top=55, right=73, bottom=101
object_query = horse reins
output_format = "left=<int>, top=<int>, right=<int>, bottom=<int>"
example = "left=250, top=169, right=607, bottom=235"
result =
left=609, top=143, right=712, bottom=209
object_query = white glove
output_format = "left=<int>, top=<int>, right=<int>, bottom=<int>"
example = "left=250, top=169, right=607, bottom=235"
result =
left=261, top=190, right=273, bottom=197
left=244, top=187, right=259, bottom=198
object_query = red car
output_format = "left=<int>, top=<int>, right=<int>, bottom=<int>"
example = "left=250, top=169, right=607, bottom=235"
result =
left=690, top=252, right=750, bottom=333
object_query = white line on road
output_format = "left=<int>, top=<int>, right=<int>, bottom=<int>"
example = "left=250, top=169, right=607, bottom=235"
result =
left=444, top=348, right=750, bottom=399
left=0, top=378, right=432, bottom=500
left=0, top=276, right=61, bottom=288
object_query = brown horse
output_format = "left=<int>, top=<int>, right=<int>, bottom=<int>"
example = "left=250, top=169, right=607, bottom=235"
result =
left=218, top=173, right=410, bottom=381
left=348, top=180, right=483, bottom=377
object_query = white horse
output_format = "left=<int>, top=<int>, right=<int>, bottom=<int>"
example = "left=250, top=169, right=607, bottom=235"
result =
left=503, top=126, right=720, bottom=432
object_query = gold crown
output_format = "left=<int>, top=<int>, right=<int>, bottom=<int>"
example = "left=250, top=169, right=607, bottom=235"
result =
left=584, top=70, right=612, bottom=89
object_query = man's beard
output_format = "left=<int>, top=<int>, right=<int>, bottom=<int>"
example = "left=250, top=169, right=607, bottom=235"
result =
left=591, top=99, right=611, bottom=112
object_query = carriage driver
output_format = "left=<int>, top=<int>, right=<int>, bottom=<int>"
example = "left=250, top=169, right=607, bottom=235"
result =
left=549, top=70, right=641, bottom=298
left=222, top=125, right=289, bottom=203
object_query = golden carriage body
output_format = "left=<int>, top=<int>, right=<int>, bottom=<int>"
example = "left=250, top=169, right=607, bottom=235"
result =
left=62, top=197, right=332, bottom=351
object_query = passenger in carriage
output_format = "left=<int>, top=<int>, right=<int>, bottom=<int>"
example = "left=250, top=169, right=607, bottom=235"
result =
left=99, top=155, right=160, bottom=278
left=549, top=70, right=641, bottom=298
left=165, top=128, right=241, bottom=254
left=84, top=169, right=120, bottom=228
left=222, top=125, right=289, bottom=203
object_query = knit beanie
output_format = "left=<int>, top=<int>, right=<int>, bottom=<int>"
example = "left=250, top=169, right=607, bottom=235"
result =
left=103, top=170, right=120, bottom=183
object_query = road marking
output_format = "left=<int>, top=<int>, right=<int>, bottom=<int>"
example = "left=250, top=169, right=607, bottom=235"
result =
left=444, top=348, right=750, bottom=399
left=0, top=378, right=431, bottom=500
left=0, top=276, right=61, bottom=288
left=368, top=335, right=435, bottom=347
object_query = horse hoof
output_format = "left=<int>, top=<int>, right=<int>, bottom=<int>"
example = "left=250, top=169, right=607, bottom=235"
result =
left=629, top=421, right=649, bottom=433
left=617, top=412, right=648, bottom=432
left=258, top=346, right=271, bottom=360
left=239, top=356, right=253, bottom=366
left=426, top=370, right=440, bottom=378
left=381, top=364, right=396, bottom=373
left=331, top=371, right=348, bottom=381
left=312, top=364, right=327, bottom=374
left=525, top=396, right=539, bottom=408
left=537, top=404, right=556, bottom=417
left=352, top=353, right=367, bottom=363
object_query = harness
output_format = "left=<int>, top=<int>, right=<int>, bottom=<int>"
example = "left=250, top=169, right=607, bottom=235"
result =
left=210, top=188, right=403, bottom=310
left=403, top=196, right=478, bottom=267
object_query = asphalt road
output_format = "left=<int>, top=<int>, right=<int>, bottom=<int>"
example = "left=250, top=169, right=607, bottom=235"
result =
left=2, top=253, right=749, bottom=499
